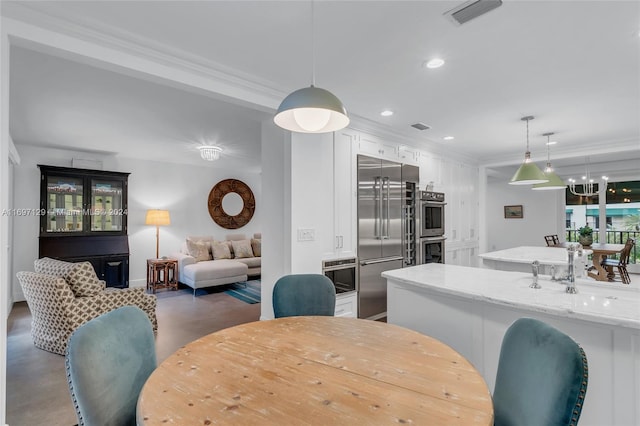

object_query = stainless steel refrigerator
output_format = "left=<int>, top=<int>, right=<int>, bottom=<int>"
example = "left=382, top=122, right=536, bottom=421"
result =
left=357, top=155, right=419, bottom=319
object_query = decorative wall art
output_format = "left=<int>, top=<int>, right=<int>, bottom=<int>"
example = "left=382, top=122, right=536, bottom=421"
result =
left=208, top=179, right=255, bottom=229
left=504, top=205, right=523, bottom=219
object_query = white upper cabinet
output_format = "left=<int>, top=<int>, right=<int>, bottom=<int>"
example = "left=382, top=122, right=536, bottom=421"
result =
left=358, top=132, right=399, bottom=161
left=323, top=129, right=357, bottom=259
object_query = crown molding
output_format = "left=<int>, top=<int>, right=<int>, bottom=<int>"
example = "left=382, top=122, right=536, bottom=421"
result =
left=2, top=3, right=285, bottom=106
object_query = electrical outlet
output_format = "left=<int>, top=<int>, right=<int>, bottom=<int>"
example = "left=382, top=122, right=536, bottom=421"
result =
left=297, top=228, right=315, bottom=242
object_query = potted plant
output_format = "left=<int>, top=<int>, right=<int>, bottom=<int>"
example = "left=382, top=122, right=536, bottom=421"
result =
left=578, top=225, right=593, bottom=247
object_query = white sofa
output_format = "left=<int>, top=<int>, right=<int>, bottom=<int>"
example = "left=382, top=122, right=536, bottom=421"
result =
left=171, top=233, right=261, bottom=294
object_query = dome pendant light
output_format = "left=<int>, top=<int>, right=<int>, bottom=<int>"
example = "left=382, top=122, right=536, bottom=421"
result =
left=509, top=116, right=549, bottom=185
left=532, top=133, right=566, bottom=190
left=274, top=1, right=349, bottom=133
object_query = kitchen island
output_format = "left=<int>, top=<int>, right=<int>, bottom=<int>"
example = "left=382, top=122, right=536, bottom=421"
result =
left=383, top=263, right=640, bottom=426
left=478, top=245, right=592, bottom=274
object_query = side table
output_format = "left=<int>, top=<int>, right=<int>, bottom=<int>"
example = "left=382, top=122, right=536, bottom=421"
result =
left=146, top=258, right=179, bottom=293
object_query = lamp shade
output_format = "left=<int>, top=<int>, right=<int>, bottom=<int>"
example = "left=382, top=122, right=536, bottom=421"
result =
left=145, top=209, right=170, bottom=226
left=274, top=85, right=349, bottom=133
left=532, top=171, right=566, bottom=190
left=509, top=154, right=549, bottom=185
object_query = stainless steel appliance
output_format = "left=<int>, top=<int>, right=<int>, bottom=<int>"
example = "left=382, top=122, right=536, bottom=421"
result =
left=418, top=191, right=446, bottom=264
left=357, top=155, right=419, bottom=320
left=322, top=257, right=357, bottom=294
left=419, top=191, right=446, bottom=237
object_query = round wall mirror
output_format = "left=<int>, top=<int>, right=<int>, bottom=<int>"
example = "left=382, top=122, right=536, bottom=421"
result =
left=208, top=179, right=255, bottom=229
left=222, top=192, right=243, bottom=216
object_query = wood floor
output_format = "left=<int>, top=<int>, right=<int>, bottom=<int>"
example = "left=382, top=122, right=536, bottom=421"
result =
left=6, top=287, right=261, bottom=426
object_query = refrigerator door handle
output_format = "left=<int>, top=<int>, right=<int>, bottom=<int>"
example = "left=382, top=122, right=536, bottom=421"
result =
left=360, top=256, right=404, bottom=266
left=374, top=176, right=382, bottom=239
left=383, top=176, right=390, bottom=239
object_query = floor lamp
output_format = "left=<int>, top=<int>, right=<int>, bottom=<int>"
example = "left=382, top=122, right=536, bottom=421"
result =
left=145, top=209, right=170, bottom=259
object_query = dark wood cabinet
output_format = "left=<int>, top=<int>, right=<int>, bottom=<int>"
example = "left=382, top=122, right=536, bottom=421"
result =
left=38, top=165, right=131, bottom=288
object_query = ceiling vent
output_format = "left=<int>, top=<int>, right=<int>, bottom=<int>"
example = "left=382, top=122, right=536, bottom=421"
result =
left=444, top=0, right=503, bottom=25
left=410, top=123, right=431, bottom=131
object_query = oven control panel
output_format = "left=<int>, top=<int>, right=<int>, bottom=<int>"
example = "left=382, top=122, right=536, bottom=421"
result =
left=420, top=191, right=445, bottom=202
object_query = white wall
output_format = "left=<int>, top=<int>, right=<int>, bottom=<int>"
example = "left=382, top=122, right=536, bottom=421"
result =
left=485, top=178, right=565, bottom=252
left=11, top=144, right=262, bottom=299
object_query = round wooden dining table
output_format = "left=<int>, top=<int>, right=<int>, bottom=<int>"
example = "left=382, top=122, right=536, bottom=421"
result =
left=137, top=316, right=494, bottom=425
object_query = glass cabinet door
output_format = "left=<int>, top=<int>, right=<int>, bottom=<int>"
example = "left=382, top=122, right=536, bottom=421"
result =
left=46, top=176, right=84, bottom=233
left=90, top=179, right=124, bottom=232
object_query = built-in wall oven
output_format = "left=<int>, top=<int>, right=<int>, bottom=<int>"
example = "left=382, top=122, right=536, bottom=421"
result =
left=419, top=191, right=446, bottom=237
left=322, top=257, right=357, bottom=294
left=419, top=191, right=446, bottom=264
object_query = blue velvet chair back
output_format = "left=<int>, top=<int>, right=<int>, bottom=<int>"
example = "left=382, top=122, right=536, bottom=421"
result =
left=272, top=274, right=336, bottom=318
left=65, top=306, right=157, bottom=426
left=493, top=318, right=588, bottom=426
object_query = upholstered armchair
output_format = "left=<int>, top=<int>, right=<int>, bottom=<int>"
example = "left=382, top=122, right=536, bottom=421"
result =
left=17, top=258, right=157, bottom=355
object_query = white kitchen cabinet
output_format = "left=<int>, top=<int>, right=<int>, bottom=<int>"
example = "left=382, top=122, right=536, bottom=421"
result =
left=418, top=152, right=443, bottom=188
left=358, top=132, right=398, bottom=161
left=320, top=129, right=356, bottom=260
left=335, top=291, right=357, bottom=317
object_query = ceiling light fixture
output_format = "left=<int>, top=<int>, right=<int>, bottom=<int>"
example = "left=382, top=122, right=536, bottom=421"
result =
left=425, top=58, right=445, bottom=69
left=443, top=136, right=455, bottom=141
left=198, top=146, right=222, bottom=161
left=273, top=1, right=349, bottom=133
left=531, top=132, right=566, bottom=190
left=568, top=156, right=608, bottom=196
left=380, top=110, right=394, bottom=117
left=509, top=116, right=549, bottom=185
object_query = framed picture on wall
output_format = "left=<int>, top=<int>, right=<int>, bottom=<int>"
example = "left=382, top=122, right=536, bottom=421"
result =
left=504, top=205, right=523, bottom=219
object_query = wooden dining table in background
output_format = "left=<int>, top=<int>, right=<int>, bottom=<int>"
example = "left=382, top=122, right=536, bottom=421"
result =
left=137, top=316, right=494, bottom=425
left=585, top=243, right=626, bottom=281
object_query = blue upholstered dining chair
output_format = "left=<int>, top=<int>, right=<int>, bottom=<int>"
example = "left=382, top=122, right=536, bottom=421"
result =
left=65, top=306, right=157, bottom=426
left=493, top=318, right=589, bottom=426
left=272, top=274, right=336, bottom=318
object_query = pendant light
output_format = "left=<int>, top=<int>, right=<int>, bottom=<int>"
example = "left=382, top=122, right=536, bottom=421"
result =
left=532, top=133, right=566, bottom=190
left=274, top=1, right=349, bottom=133
left=509, top=116, right=549, bottom=185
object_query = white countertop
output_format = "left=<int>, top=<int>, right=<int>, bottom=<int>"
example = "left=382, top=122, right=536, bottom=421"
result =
left=382, top=263, right=640, bottom=329
left=478, top=245, right=592, bottom=266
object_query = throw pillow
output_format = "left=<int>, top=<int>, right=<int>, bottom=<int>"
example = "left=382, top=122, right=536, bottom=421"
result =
left=211, top=241, right=232, bottom=260
left=231, top=239, right=254, bottom=259
left=186, top=239, right=211, bottom=262
left=34, top=257, right=75, bottom=278
left=251, top=238, right=261, bottom=257
left=67, top=261, right=103, bottom=297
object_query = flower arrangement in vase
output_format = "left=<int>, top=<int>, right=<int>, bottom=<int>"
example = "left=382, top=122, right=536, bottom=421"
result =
left=578, top=225, right=593, bottom=247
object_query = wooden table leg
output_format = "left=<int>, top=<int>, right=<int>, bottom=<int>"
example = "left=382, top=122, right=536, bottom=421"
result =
left=587, top=253, right=609, bottom=281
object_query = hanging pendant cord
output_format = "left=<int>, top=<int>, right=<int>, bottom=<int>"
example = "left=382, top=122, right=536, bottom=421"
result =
left=526, top=119, right=530, bottom=152
left=311, top=0, right=316, bottom=86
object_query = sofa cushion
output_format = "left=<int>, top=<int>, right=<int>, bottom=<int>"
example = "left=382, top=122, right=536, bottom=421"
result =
left=34, top=257, right=75, bottom=278
left=67, top=261, right=103, bottom=297
left=182, top=260, right=248, bottom=282
left=186, top=239, right=211, bottom=262
left=212, top=241, right=232, bottom=260
left=234, top=257, right=261, bottom=269
left=231, top=240, right=254, bottom=258
left=251, top=238, right=261, bottom=257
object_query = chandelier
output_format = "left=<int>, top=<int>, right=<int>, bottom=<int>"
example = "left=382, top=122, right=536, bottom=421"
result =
left=568, top=157, right=608, bottom=196
left=198, top=146, right=222, bottom=161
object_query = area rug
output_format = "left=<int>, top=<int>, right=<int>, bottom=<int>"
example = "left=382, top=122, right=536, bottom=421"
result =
left=155, top=279, right=261, bottom=304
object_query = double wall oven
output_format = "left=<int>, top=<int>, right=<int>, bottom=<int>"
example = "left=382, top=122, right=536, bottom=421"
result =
left=418, top=191, right=446, bottom=264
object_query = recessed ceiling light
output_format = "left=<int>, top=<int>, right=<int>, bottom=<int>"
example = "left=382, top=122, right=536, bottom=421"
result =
left=380, top=110, right=394, bottom=117
left=545, top=141, right=557, bottom=145
left=424, top=58, right=445, bottom=69
left=443, top=136, right=455, bottom=141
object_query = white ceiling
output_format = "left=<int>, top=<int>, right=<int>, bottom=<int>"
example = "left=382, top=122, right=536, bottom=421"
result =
left=4, top=1, right=640, bottom=175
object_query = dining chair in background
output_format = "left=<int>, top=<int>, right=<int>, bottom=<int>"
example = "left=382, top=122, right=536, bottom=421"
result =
left=602, top=238, right=635, bottom=284
left=65, top=306, right=157, bottom=426
left=493, top=317, right=588, bottom=426
left=272, top=274, right=336, bottom=318
left=544, top=234, right=560, bottom=246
